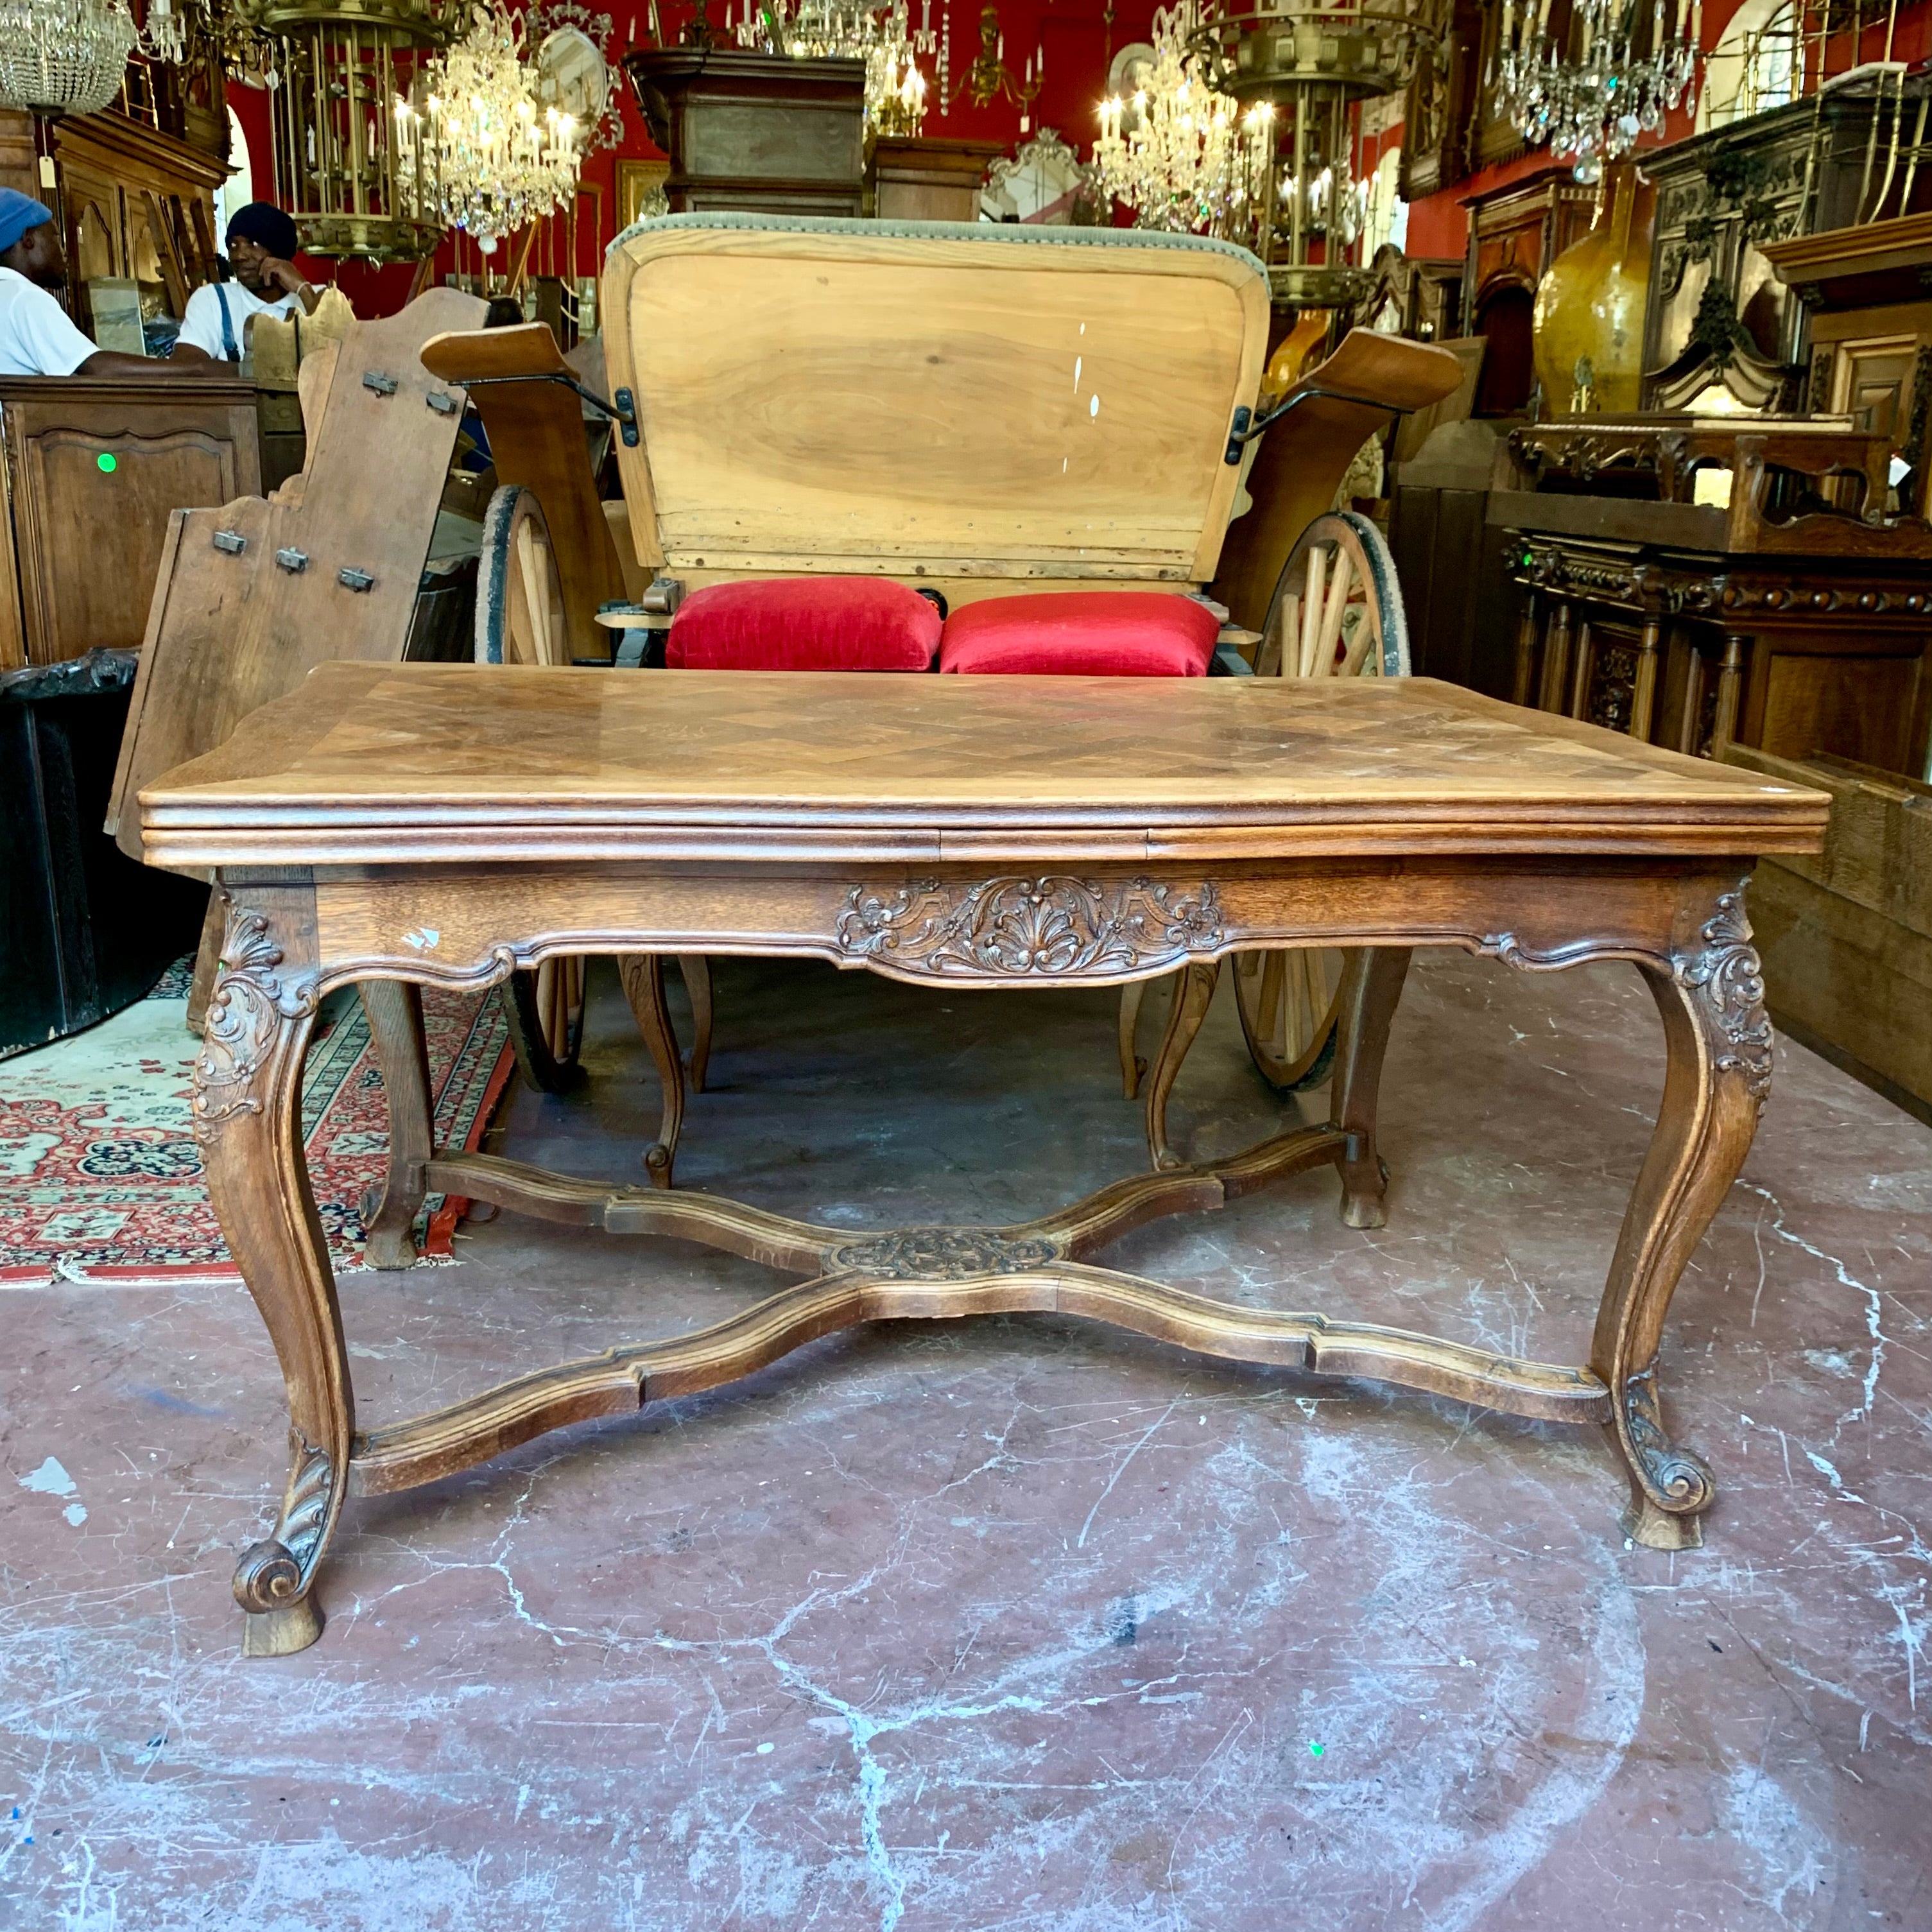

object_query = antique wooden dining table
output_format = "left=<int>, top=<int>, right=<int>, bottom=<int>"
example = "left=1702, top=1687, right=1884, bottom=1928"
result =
left=138, top=662, right=1829, bottom=1657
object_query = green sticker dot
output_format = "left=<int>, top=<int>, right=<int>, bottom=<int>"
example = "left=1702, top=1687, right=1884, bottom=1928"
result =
left=1309, top=1741, right=1324, bottom=1757
left=96, top=452, right=117, bottom=473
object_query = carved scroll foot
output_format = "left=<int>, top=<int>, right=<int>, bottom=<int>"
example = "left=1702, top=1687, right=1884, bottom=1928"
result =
left=234, top=1431, right=336, bottom=1655
left=1591, top=885, right=1768, bottom=1548
left=194, top=891, right=351, bottom=1657
left=619, top=954, right=685, bottom=1190
left=1612, top=1361, right=1714, bottom=1549
left=358, top=979, right=431, bottom=1270
left=1329, top=948, right=1411, bottom=1230
left=1144, top=962, right=1219, bottom=1171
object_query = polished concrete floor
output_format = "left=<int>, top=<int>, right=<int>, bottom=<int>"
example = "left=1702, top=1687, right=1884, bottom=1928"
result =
left=3, top=948, right=1929, bottom=1931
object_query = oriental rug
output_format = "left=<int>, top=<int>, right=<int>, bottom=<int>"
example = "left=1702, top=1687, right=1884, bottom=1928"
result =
left=0, top=963, right=512, bottom=1285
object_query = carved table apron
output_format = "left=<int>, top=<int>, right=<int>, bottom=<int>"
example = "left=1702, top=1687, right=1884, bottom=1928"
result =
left=138, top=664, right=1830, bottom=1656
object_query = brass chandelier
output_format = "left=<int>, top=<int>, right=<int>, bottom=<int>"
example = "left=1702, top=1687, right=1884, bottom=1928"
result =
left=1096, top=0, right=1436, bottom=310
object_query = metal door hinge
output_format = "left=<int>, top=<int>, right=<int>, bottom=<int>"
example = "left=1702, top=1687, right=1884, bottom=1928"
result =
left=212, top=529, right=247, bottom=555
left=337, top=567, right=375, bottom=592
left=612, top=386, right=639, bottom=446
left=426, top=389, right=458, bottom=415
left=362, top=371, right=399, bottom=397
left=275, top=547, right=308, bottom=573
left=1223, top=406, right=1252, bottom=465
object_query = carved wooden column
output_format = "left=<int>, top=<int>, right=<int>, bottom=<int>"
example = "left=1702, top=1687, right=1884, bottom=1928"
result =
left=1712, top=632, right=1749, bottom=757
left=1567, top=618, right=1596, bottom=720
left=1511, top=590, right=1541, bottom=708
left=1631, top=612, right=1664, bottom=743
left=1537, top=601, right=1574, bottom=714
left=190, top=883, right=350, bottom=1657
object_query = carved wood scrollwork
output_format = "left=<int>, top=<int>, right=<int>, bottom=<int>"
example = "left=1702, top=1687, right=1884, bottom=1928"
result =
left=831, top=1228, right=1060, bottom=1280
left=834, top=876, right=1224, bottom=981
left=1621, top=1359, right=1715, bottom=1514
left=232, top=1431, right=334, bottom=1614
left=192, top=910, right=319, bottom=1137
left=1675, top=890, right=1773, bottom=1107
left=1479, top=887, right=1772, bottom=1108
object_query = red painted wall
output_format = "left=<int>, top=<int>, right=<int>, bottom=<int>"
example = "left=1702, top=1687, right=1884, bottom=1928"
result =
left=225, top=0, right=1157, bottom=317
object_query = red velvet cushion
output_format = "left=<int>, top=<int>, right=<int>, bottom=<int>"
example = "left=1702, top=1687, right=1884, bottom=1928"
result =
left=939, top=591, right=1220, bottom=677
left=666, top=576, right=940, bottom=671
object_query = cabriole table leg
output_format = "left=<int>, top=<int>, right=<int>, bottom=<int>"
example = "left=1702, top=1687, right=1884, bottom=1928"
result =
left=1143, top=960, right=1220, bottom=1171
left=191, top=892, right=350, bottom=1658
left=358, top=979, right=432, bottom=1270
left=1592, top=887, right=1770, bottom=1549
left=619, top=954, right=686, bottom=1189
left=1330, top=947, right=1412, bottom=1229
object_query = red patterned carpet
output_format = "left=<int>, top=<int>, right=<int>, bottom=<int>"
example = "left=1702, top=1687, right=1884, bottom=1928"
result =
left=0, top=963, right=511, bottom=1284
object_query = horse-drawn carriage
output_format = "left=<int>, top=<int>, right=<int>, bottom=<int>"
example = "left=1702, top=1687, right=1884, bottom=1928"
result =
left=424, top=214, right=1461, bottom=1177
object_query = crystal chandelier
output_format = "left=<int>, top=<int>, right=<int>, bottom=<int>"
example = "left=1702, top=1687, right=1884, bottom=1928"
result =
left=1495, top=0, right=1701, bottom=182
left=0, top=0, right=137, bottom=117
left=398, top=1, right=583, bottom=244
left=732, top=0, right=934, bottom=138
left=135, top=0, right=188, bottom=63
left=1094, top=1, right=1273, bottom=243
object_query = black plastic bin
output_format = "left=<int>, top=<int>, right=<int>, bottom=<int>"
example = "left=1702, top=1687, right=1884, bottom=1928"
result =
left=0, top=649, right=205, bottom=1058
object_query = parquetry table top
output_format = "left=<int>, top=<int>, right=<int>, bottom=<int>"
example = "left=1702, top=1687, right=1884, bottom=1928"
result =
left=140, top=664, right=1829, bottom=868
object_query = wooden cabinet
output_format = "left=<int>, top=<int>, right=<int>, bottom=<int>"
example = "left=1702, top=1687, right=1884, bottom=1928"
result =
left=623, top=49, right=867, bottom=217
left=1497, top=505, right=1932, bottom=781
left=0, top=375, right=261, bottom=670
left=1761, top=214, right=1932, bottom=515
left=1639, top=83, right=1932, bottom=412
left=870, top=137, right=1003, bottom=222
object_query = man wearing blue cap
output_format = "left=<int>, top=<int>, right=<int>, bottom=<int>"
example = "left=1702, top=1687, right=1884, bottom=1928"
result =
left=173, top=200, right=323, bottom=364
left=0, top=188, right=218, bottom=379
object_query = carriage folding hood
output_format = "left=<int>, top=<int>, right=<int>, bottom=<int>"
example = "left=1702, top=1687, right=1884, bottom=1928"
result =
left=599, top=214, right=1273, bottom=610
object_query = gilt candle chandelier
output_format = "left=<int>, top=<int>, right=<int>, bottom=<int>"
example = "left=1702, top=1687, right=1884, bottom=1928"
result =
left=397, top=1, right=584, bottom=243
left=1092, top=0, right=1273, bottom=242
left=1495, top=0, right=1701, bottom=180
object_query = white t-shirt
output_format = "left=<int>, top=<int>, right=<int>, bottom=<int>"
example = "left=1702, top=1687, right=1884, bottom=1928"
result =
left=0, top=266, right=98, bottom=378
left=177, top=280, right=302, bottom=361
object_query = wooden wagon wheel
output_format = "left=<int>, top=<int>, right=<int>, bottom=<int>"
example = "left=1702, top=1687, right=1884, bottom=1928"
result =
left=475, top=483, right=569, bottom=668
left=1239, top=511, right=1410, bottom=1092
left=478, top=485, right=585, bottom=1089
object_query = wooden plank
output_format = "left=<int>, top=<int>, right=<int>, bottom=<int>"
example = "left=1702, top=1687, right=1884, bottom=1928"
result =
left=1723, top=741, right=1932, bottom=938
left=1755, top=856, right=1932, bottom=1115
left=107, top=289, right=489, bottom=858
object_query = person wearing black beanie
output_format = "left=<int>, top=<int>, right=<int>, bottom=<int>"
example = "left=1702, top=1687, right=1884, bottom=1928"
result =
left=174, top=200, right=325, bottom=364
